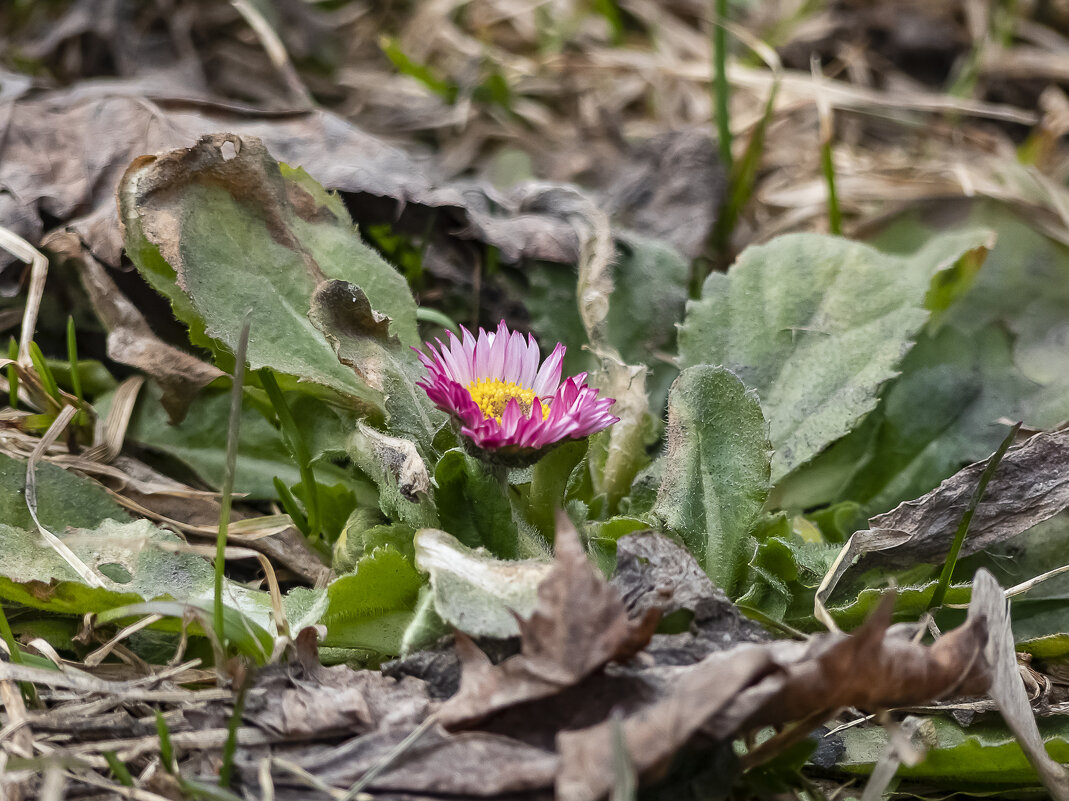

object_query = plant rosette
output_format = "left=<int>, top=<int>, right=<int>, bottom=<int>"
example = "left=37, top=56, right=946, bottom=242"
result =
left=415, top=321, right=618, bottom=467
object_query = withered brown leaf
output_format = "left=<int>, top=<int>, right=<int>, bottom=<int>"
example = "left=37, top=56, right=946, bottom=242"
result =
left=438, top=512, right=660, bottom=728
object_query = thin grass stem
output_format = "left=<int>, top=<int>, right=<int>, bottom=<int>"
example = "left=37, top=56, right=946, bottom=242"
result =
left=219, top=671, right=250, bottom=788
left=259, top=368, right=319, bottom=539
left=712, top=0, right=733, bottom=173
left=215, top=313, right=253, bottom=651
left=929, top=422, right=1021, bottom=610
left=7, top=338, right=17, bottom=409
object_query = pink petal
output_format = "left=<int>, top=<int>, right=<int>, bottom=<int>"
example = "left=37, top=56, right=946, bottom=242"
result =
left=533, top=343, right=565, bottom=396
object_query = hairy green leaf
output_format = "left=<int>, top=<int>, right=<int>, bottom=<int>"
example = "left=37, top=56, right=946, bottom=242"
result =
left=434, top=449, right=519, bottom=558
left=679, top=230, right=994, bottom=480
left=316, top=546, right=424, bottom=655
left=652, top=366, right=771, bottom=594
left=119, top=134, right=418, bottom=413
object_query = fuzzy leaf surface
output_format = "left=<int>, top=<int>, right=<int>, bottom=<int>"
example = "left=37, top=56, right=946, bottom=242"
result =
left=652, top=366, right=771, bottom=594
left=679, top=230, right=994, bottom=479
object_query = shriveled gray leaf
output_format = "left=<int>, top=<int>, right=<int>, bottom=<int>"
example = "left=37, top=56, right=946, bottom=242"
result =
left=258, top=726, right=559, bottom=796
left=3, top=87, right=629, bottom=282
left=309, top=279, right=442, bottom=446
left=862, top=427, right=1069, bottom=569
left=414, top=528, right=550, bottom=639
left=348, top=421, right=437, bottom=530
left=971, top=569, right=1069, bottom=800
left=610, top=530, right=719, bottom=619
left=601, top=130, right=727, bottom=260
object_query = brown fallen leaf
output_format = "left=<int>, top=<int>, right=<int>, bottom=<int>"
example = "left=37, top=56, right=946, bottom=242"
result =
left=47, top=231, right=224, bottom=421
left=862, top=427, right=1069, bottom=568
left=438, top=512, right=661, bottom=728
left=232, top=628, right=431, bottom=744
left=601, top=129, right=727, bottom=260
left=0, top=85, right=624, bottom=280
left=556, top=573, right=998, bottom=801
left=253, top=726, right=559, bottom=798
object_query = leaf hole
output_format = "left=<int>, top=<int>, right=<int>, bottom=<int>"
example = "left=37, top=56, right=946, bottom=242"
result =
left=98, top=562, right=133, bottom=584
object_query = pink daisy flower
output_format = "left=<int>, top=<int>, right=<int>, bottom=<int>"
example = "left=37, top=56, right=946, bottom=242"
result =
left=415, top=321, right=619, bottom=463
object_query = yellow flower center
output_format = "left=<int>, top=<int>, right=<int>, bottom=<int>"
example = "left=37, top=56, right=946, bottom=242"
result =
left=467, top=378, right=547, bottom=422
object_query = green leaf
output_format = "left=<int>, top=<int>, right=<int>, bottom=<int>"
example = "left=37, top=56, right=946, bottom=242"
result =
left=413, top=528, right=550, bottom=638
left=822, top=581, right=972, bottom=631
left=119, top=382, right=354, bottom=499
left=434, top=449, right=520, bottom=558
left=526, top=438, right=588, bottom=540
left=96, top=600, right=273, bottom=663
left=316, top=546, right=424, bottom=655
left=652, top=366, right=771, bottom=595
left=0, top=518, right=278, bottom=629
left=308, top=279, right=443, bottom=448
left=837, top=715, right=1069, bottom=788
left=291, top=481, right=358, bottom=543
left=333, top=507, right=414, bottom=574
left=119, top=134, right=418, bottom=412
left=678, top=230, right=994, bottom=480
left=782, top=201, right=1069, bottom=518
left=0, top=452, right=131, bottom=533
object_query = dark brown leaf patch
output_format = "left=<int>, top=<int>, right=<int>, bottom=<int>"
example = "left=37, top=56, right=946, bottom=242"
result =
left=438, top=513, right=660, bottom=728
left=863, top=428, right=1069, bottom=568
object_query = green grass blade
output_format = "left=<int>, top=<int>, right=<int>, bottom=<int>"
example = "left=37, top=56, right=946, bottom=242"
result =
left=273, top=476, right=309, bottom=535
left=0, top=602, right=36, bottom=703
left=215, top=312, right=253, bottom=651
left=65, top=316, right=83, bottom=402
left=103, top=751, right=134, bottom=787
left=929, top=421, right=1021, bottom=610
left=155, top=710, right=176, bottom=774
left=7, top=338, right=18, bottom=409
left=28, top=341, right=60, bottom=405
left=260, top=368, right=319, bottom=539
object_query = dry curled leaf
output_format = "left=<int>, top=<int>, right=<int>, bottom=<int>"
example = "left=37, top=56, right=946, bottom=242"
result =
left=863, top=427, right=1069, bottom=568
left=438, top=512, right=661, bottom=728
left=556, top=572, right=999, bottom=801
left=47, top=231, right=224, bottom=421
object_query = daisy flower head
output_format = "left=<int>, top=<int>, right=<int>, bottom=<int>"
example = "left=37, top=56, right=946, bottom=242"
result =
left=415, top=321, right=619, bottom=465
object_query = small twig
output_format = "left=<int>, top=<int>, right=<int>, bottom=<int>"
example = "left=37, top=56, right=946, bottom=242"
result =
left=0, top=226, right=47, bottom=368
left=341, top=716, right=437, bottom=800
left=230, top=0, right=314, bottom=108
left=26, top=406, right=103, bottom=587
